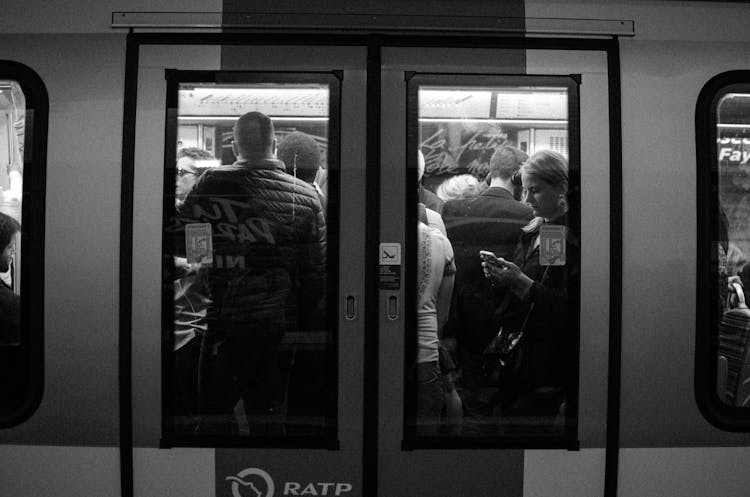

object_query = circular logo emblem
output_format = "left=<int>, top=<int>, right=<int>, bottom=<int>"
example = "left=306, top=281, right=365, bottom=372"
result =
left=225, top=467, right=275, bottom=497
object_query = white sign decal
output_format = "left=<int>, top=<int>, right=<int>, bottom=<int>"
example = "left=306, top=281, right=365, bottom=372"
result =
left=379, top=243, right=401, bottom=265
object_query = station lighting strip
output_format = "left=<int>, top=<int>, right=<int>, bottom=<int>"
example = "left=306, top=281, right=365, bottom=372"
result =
left=418, top=118, right=567, bottom=124
left=177, top=116, right=329, bottom=121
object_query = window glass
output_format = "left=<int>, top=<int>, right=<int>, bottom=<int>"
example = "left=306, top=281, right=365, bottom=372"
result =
left=715, top=91, right=750, bottom=407
left=0, top=61, right=47, bottom=428
left=408, top=78, right=579, bottom=444
left=0, top=80, right=24, bottom=346
left=163, top=77, right=336, bottom=443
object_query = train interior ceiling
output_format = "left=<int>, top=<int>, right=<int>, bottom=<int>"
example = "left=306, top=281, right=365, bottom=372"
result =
left=3, top=1, right=750, bottom=497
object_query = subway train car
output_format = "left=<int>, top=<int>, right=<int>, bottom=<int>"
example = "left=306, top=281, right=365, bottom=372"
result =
left=2, top=1, right=750, bottom=496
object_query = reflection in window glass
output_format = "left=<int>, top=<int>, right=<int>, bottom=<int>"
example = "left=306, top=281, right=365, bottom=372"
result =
left=716, top=93, right=750, bottom=407
left=0, top=81, right=24, bottom=346
left=164, top=82, right=333, bottom=439
left=412, top=84, right=577, bottom=440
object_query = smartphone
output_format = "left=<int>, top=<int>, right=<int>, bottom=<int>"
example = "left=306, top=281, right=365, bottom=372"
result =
left=479, top=250, right=499, bottom=263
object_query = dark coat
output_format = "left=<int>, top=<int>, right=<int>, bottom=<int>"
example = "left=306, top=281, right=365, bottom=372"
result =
left=496, top=215, right=580, bottom=408
left=173, top=158, right=326, bottom=334
left=442, top=187, right=533, bottom=353
left=0, top=282, right=19, bottom=344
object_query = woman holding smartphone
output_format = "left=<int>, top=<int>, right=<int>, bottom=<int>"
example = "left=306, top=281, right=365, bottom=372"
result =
left=480, top=150, right=579, bottom=431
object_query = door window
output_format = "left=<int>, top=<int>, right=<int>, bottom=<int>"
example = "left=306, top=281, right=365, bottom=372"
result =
left=0, top=61, right=47, bottom=427
left=697, top=71, right=750, bottom=430
left=406, top=74, right=580, bottom=446
left=162, top=72, right=340, bottom=445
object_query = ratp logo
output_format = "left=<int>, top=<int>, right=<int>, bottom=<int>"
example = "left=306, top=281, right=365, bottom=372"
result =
left=225, top=467, right=353, bottom=497
left=226, top=467, right=275, bottom=497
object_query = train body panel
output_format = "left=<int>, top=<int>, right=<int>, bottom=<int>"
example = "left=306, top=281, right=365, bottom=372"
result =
left=0, top=33, right=125, bottom=446
left=1, top=1, right=750, bottom=496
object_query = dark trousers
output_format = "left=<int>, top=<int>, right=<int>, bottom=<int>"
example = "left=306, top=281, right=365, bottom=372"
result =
left=173, top=336, right=202, bottom=434
left=197, top=324, right=286, bottom=436
left=458, top=348, right=501, bottom=436
left=416, top=361, right=443, bottom=436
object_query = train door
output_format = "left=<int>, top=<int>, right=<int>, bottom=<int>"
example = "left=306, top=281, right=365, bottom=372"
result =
left=377, top=46, right=613, bottom=496
left=127, top=38, right=615, bottom=497
left=129, top=42, right=368, bottom=496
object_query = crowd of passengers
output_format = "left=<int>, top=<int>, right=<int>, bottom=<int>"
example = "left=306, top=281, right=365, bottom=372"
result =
left=416, top=145, right=577, bottom=436
left=168, top=109, right=576, bottom=437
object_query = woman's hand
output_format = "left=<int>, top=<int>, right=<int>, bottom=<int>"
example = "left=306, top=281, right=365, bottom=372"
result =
left=482, top=257, right=534, bottom=300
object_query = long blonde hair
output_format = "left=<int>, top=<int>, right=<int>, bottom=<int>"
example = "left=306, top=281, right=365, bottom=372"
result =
left=520, top=150, right=569, bottom=233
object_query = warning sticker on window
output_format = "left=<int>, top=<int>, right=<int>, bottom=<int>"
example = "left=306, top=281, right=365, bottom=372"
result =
left=539, top=225, right=565, bottom=266
left=185, top=223, right=213, bottom=264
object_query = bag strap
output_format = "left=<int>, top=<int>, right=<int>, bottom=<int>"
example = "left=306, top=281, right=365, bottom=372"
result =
left=517, top=265, right=553, bottom=335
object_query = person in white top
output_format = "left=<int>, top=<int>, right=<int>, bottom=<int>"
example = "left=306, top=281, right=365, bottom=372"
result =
left=415, top=204, right=456, bottom=434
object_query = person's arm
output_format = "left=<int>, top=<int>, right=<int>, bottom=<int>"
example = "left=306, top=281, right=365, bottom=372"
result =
left=437, top=273, right=454, bottom=331
left=437, top=241, right=456, bottom=337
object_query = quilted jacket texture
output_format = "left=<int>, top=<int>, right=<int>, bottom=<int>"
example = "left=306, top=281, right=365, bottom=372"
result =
left=173, top=158, right=326, bottom=334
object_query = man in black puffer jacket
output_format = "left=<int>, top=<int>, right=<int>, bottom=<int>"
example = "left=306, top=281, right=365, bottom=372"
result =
left=173, top=111, right=326, bottom=436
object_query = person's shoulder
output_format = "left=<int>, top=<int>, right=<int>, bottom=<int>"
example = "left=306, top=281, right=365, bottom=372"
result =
left=275, top=171, right=321, bottom=200
left=489, top=192, right=533, bottom=218
left=193, top=165, right=242, bottom=183
left=516, top=200, right=534, bottom=219
left=442, top=197, right=471, bottom=216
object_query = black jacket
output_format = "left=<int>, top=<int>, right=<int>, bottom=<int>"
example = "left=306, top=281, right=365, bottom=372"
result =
left=496, top=215, right=580, bottom=394
left=172, top=158, right=326, bottom=334
left=442, top=187, right=533, bottom=353
left=0, top=282, right=19, bottom=344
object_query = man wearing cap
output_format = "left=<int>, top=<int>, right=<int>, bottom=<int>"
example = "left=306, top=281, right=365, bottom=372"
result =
left=441, top=145, right=533, bottom=435
left=276, top=131, right=327, bottom=211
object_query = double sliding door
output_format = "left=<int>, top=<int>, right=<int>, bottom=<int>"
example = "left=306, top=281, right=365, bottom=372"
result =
left=128, top=39, right=613, bottom=497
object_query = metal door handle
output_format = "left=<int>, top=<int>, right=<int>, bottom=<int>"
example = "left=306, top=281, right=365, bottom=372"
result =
left=345, top=295, right=358, bottom=321
left=387, top=295, right=399, bottom=321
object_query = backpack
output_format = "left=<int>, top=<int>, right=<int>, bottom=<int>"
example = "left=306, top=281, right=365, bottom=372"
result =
left=718, top=282, right=750, bottom=406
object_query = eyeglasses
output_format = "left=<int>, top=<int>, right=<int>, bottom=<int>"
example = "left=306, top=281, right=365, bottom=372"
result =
left=177, top=168, right=198, bottom=178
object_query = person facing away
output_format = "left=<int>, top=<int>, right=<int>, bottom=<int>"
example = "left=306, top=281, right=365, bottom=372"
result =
left=441, top=145, right=533, bottom=435
left=415, top=204, right=456, bottom=435
left=276, top=131, right=328, bottom=211
left=174, top=111, right=326, bottom=435
left=0, top=212, right=20, bottom=344
left=436, top=173, right=487, bottom=203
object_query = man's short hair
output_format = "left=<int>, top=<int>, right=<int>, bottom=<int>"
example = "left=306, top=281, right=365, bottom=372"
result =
left=177, top=147, right=214, bottom=161
left=233, top=111, right=275, bottom=157
left=489, top=145, right=528, bottom=180
left=0, top=212, right=20, bottom=249
left=276, top=132, right=321, bottom=183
